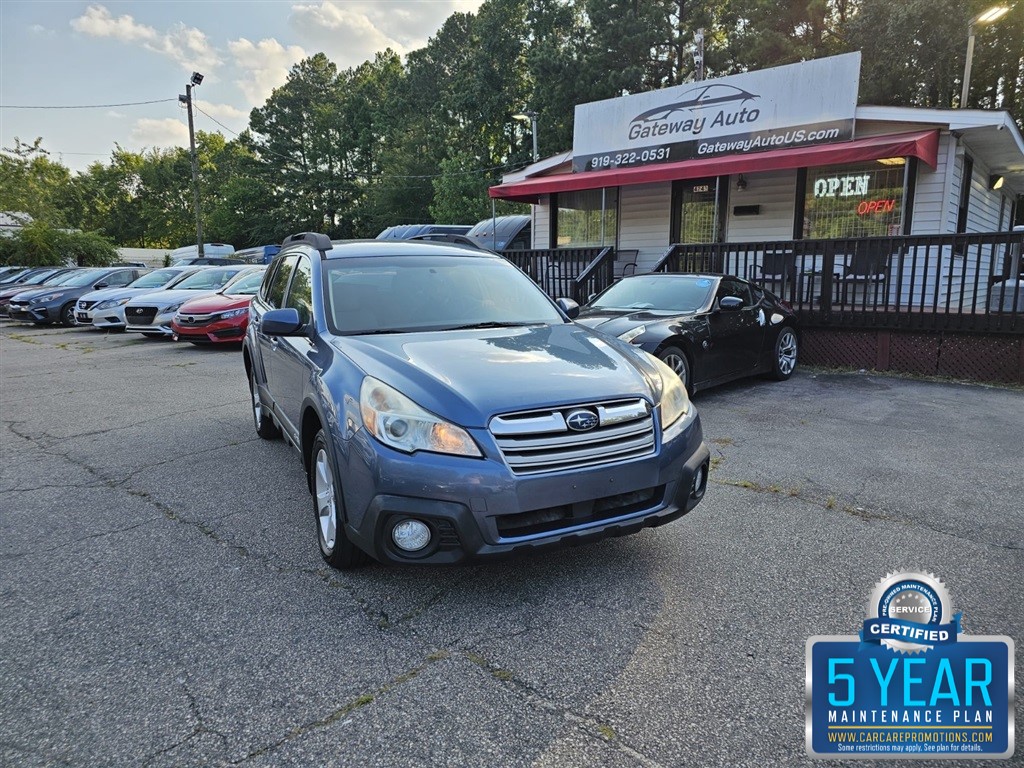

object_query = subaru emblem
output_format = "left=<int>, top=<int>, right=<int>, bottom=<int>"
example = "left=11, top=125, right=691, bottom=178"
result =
left=565, top=409, right=599, bottom=432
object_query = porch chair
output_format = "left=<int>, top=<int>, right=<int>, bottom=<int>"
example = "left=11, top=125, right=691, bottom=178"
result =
left=839, top=241, right=891, bottom=307
left=614, top=249, right=639, bottom=281
left=749, top=250, right=801, bottom=303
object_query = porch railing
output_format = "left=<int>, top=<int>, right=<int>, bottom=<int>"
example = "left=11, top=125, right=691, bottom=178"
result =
left=652, top=231, right=1024, bottom=334
left=502, top=247, right=616, bottom=304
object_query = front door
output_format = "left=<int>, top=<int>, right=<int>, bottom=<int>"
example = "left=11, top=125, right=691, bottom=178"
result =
left=705, top=278, right=764, bottom=379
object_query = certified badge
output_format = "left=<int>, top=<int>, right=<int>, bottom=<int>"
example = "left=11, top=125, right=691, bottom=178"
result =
left=862, top=571, right=960, bottom=654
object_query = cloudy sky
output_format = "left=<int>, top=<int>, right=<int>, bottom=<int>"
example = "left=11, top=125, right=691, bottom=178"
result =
left=0, top=1, right=483, bottom=172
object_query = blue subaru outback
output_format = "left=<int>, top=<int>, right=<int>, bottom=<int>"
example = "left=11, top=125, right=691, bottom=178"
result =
left=244, top=234, right=710, bottom=568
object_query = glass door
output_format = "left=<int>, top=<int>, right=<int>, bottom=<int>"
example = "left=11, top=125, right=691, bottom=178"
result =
left=672, top=177, right=725, bottom=244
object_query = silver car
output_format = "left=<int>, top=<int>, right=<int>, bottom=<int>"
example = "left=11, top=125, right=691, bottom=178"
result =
left=77, top=266, right=206, bottom=329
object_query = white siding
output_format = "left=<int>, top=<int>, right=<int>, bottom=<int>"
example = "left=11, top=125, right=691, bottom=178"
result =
left=533, top=195, right=551, bottom=249
left=618, top=182, right=672, bottom=271
left=910, top=132, right=951, bottom=236
left=724, top=169, right=797, bottom=242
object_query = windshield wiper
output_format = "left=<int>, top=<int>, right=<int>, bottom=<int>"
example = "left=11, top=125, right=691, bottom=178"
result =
left=445, top=321, right=544, bottom=331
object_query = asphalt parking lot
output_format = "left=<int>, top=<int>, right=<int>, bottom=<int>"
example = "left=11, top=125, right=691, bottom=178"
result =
left=1, top=321, right=1022, bottom=768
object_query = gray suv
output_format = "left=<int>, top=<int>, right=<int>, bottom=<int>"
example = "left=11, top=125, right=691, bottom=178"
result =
left=244, top=234, right=710, bottom=568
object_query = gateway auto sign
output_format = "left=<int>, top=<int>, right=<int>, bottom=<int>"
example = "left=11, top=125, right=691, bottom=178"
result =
left=572, top=52, right=860, bottom=173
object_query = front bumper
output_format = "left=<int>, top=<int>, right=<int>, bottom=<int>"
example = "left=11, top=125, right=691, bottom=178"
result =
left=171, top=316, right=248, bottom=343
left=126, top=310, right=175, bottom=336
left=7, top=302, right=52, bottom=323
left=338, top=412, right=710, bottom=565
left=91, top=305, right=128, bottom=329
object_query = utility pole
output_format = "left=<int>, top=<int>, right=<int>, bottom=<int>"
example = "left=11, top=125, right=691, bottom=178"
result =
left=179, top=72, right=205, bottom=257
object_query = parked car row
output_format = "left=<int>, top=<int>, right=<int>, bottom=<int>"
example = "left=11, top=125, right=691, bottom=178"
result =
left=1, top=262, right=267, bottom=344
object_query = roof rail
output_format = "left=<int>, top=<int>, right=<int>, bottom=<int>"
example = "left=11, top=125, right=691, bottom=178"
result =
left=282, top=232, right=333, bottom=256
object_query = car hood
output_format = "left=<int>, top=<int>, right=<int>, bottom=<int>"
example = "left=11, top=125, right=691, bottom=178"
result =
left=178, top=294, right=252, bottom=314
left=575, top=308, right=702, bottom=338
left=0, top=284, right=48, bottom=301
left=332, top=322, right=663, bottom=428
left=9, top=286, right=79, bottom=302
left=81, top=286, right=167, bottom=304
left=126, top=288, right=216, bottom=309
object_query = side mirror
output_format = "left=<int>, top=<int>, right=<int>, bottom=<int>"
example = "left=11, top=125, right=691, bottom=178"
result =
left=260, top=307, right=304, bottom=336
left=556, top=297, right=580, bottom=319
left=719, top=296, right=743, bottom=311
left=94, top=282, right=109, bottom=289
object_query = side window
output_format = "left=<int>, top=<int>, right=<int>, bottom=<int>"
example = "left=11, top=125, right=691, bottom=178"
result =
left=105, top=270, right=135, bottom=287
left=716, top=278, right=752, bottom=307
left=284, top=255, right=313, bottom=324
left=263, top=255, right=298, bottom=308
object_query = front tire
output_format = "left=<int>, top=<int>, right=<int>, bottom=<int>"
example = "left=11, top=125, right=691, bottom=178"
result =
left=770, top=327, right=798, bottom=380
left=657, top=345, right=693, bottom=394
left=310, top=430, right=365, bottom=570
left=248, top=365, right=280, bottom=440
left=59, top=302, right=76, bottom=327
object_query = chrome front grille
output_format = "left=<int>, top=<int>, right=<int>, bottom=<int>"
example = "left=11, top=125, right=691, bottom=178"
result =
left=77, top=300, right=97, bottom=310
left=175, top=313, right=216, bottom=327
left=490, top=398, right=655, bottom=475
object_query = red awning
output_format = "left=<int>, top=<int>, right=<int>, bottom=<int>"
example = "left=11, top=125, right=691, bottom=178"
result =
left=489, top=129, right=940, bottom=203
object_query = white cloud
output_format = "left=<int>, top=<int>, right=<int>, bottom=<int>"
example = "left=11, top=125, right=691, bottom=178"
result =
left=288, top=1, right=483, bottom=68
left=29, top=24, right=55, bottom=36
left=70, top=5, right=156, bottom=43
left=130, top=118, right=189, bottom=147
left=70, top=5, right=221, bottom=74
left=106, top=111, right=127, bottom=119
left=194, top=101, right=247, bottom=122
left=228, top=38, right=307, bottom=105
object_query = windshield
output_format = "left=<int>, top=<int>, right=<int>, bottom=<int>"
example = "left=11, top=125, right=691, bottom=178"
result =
left=590, top=275, right=716, bottom=313
left=58, top=269, right=108, bottom=288
left=324, top=255, right=563, bottom=334
left=174, top=267, right=244, bottom=290
left=0, top=270, right=31, bottom=285
left=18, top=269, right=61, bottom=285
left=129, top=269, right=178, bottom=289
left=222, top=270, right=264, bottom=296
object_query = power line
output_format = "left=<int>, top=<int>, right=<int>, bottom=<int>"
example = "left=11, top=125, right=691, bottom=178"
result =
left=0, top=98, right=178, bottom=109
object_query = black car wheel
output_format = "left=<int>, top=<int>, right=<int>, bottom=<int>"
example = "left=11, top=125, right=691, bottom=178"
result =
left=658, top=346, right=692, bottom=393
left=311, top=429, right=365, bottom=570
left=59, top=302, right=76, bottom=327
left=248, top=366, right=281, bottom=440
left=771, top=327, right=798, bottom=380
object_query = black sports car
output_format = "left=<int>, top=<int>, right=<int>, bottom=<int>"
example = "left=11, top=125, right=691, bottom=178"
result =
left=576, top=273, right=798, bottom=394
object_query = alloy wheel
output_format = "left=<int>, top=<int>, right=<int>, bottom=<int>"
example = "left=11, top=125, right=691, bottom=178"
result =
left=314, top=448, right=337, bottom=554
left=777, top=330, right=797, bottom=375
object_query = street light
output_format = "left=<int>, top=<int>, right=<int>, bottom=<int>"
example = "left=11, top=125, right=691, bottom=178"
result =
left=179, top=71, right=205, bottom=257
left=960, top=5, right=1010, bottom=108
left=513, top=110, right=539, bottom=162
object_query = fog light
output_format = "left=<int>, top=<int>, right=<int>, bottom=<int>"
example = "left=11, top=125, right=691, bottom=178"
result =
left=691, top=464, right=707, bottom=500
left=392, top=519, right=431, bottom=552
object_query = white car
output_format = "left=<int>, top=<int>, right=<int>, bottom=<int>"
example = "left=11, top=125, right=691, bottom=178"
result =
left=124, top=264, right=258, bottom=337
left=76, top=266, right=206, bottom=329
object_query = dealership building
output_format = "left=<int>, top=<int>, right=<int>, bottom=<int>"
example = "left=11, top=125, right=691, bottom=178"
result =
left=490, top=53, right=1023, bottom=273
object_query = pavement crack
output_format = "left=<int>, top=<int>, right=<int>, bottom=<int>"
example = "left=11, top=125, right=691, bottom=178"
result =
left=231, top=650, right=449, bottom=764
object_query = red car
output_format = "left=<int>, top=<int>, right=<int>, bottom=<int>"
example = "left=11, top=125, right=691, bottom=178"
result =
left=170, top=267, right=266, bottom=344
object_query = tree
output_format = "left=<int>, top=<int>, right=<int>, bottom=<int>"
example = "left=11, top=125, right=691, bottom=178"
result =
left=0, top=138, right=74, bottom=226
left=0, top=219, right=117, bottom=267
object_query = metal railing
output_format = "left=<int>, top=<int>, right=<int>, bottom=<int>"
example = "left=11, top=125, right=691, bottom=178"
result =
left=502, top=247, right=616, bottom=303
left=652, top=231, right=1024, bottom=333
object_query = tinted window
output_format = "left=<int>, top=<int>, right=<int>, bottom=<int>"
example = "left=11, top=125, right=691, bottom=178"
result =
left=264, top=255, right=298, bottom=309
left=104, top=270, right=136, bottom=287
left=130, top=269, right=179, bottom=289
left=59, top=269, right=108, bottom=288
left=717, top=278, right=752, bottom=307
left=174, top=267, right=246, bottom=290
left=222, top=270, right=265, bottom=296
left=284, top=256, right=313, bottom=323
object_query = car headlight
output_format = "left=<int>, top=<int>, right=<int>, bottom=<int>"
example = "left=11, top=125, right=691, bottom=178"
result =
left=96, top=297, right=130, bottom=310
left=218, top=308, right=248, bottom=319
left=618, top=324, right=646, bottom=344
left=164, top=302, right=184, bottom=313
left=648, top=354, right=690, bottom=429
left=359, top=376, right=481, bottom=457
left=32, top=293, right=63, bottom=303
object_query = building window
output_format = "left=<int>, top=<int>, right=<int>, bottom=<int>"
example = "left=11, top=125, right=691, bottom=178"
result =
left=802, top=159, right=907, bottom=239
left=672, top=177, right=726, bottom=244
left=554, top=188, right=618, bottom=247
left=955, top=154, right=974, bottom=233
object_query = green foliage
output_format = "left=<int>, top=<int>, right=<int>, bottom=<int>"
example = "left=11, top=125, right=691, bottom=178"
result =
left=0, top=219, right=118, bottom=267
left=5, top=0, right=1021, bottom=245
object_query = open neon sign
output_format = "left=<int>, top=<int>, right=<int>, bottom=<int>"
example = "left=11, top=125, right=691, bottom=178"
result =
left=857, top=199, right=895, bottom=215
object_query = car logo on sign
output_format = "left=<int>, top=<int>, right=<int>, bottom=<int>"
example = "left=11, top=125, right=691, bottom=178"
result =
left=566, top=409, right=599, bottom=432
